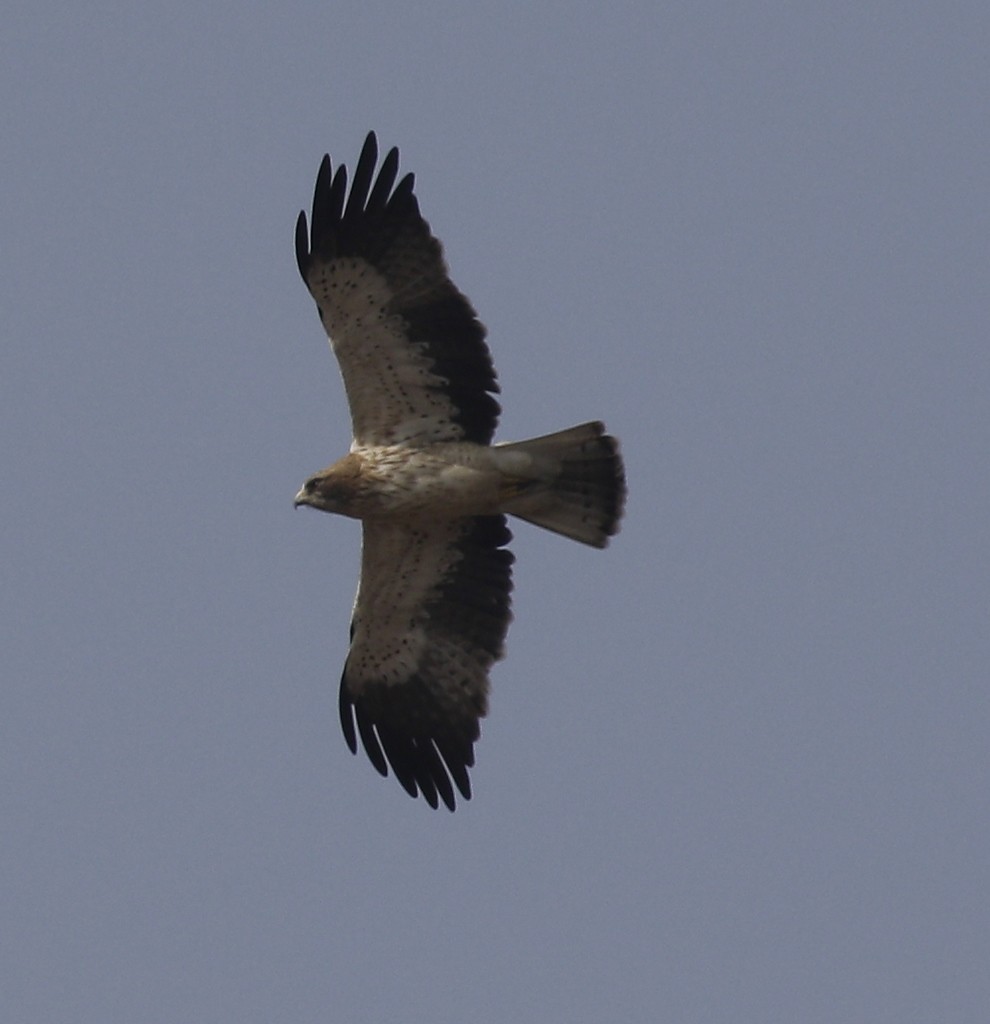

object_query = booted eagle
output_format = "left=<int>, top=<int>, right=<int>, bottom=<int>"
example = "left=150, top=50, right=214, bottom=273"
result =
left=294, top=133, right=625, bottom=810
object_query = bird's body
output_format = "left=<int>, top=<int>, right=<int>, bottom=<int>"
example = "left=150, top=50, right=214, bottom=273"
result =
left=298, top=443, right=508, bottom=520
left=294, top=133, right=625, bottom=809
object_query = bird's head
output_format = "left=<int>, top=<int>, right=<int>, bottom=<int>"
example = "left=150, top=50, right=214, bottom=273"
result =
left=294, top=473, right=337, bottom=514
left=294, top=459, right=363, bottom=518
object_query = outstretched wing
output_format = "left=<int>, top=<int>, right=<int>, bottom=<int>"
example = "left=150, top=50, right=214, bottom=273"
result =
left=295, top=132, right=501, bottom=447
left=339, top=516, right=514, bottom=810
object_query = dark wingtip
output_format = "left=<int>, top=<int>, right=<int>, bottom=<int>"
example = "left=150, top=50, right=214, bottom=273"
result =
left=338, top=681, right=358, bottom=754
left=339, top=677, right=477, bottom=810
left=345, top=133, right=379, bottom=222
left=294, top=210, right=310, bottom=282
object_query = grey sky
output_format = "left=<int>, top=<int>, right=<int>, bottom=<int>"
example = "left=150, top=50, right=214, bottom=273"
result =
left=3, top=2, right=988, bottom=1021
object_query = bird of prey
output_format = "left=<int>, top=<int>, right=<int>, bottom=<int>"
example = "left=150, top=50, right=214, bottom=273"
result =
left=293, top=133, right=626, bottom=810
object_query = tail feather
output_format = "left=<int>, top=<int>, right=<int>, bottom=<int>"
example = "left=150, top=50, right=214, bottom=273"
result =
left=496, top=422, right=626, bottom=547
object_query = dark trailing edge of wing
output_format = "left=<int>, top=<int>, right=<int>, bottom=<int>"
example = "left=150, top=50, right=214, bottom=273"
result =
left=338, top=516, right=514, bottom=811
left=295, top=131, right=501, bottom=445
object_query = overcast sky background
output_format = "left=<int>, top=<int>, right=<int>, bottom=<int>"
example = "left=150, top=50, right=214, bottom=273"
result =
left=3, top=3, right=988, bottom=1021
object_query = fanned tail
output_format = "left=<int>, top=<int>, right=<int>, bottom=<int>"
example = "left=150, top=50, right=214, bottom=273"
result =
left=496, top=422, right=626, bottom=548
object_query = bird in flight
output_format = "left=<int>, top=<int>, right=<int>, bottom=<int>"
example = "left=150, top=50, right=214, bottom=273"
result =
left=294, top=133, right=626, bottom=810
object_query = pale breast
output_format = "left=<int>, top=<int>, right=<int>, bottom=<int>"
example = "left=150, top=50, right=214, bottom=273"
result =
left=357, top=444, right=504, bottom=518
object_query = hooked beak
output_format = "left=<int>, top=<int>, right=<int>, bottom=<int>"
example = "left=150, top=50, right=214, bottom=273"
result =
left=293, top=488, right=311, bottom=508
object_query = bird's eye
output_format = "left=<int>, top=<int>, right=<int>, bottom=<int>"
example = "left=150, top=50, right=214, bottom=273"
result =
left=305, top=479, right=318, bottom=494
